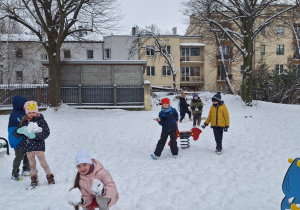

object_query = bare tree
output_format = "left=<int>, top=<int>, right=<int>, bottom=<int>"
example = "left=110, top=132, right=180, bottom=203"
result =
left=182, top=0, right=300, bottom=105
left=129, top=29, right=179, bottom=92
left=276, top=7, right=300, bottom=63
left=0, top=0, right=121, bottom=107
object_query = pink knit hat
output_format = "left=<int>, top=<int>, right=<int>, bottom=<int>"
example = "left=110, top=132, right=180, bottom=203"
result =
left=24, top=101, right=39, bottom=114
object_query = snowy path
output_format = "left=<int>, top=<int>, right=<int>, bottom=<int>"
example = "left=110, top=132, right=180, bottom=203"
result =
left=0, top=92, right=299, bottom=210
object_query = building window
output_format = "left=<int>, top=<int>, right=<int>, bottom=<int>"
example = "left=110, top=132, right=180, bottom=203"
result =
left=104, top=49, right=111, bottom=59
left=218, top=65, right=229, bottom=80
left=146, top=46, right=155, bottom=56
left=260, top=27, right=265, bottom=36
left=181, top=67, right=190, bottom=81
left=182, top=47, right=190, bottom=61
left=40, top=53, right=48, bottom=60
left=87, top=50, right=94, bottom=59
left=275, top=64, right=284, bottom=75
left=64, top=49, right=71, bottom=59
left=16, top=48, right=23, bottom=58
left=146, top=66, right=155, bottom=76
left=162, top=66, right=171, bottom=76
left=191, top=47, right=200, bottom=56
left=260, top=45, right=265, bottom=55
left=16, top=71, right=23, bottom=81
left=294, top=46, right=299, bottom=59
left=276, top=26, right=284, bottom=35
left=220, top=46, right=230, bottom=55
left=162, top=46, right=171, bottom=55
left=276, top=45, right=284, bottom=55
left=182, top=47, right=200, bottom=59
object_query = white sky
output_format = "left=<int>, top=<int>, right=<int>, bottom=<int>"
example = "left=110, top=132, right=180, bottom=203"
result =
left=116, top=0, right=188, bottom=35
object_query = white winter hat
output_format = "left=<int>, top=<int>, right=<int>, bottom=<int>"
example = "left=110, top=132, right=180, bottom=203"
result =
left=75, top=149, right=92, bottom=166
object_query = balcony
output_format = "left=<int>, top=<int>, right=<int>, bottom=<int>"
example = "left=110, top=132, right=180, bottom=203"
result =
left=216, top=53, right=233, bottom=60
left=217, top=75, right=233, bottom=81
left=181, top=76, right=204, bottom=83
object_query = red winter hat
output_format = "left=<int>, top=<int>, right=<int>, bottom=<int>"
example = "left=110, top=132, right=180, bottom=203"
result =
left=161, top=98, right=170, bottom=105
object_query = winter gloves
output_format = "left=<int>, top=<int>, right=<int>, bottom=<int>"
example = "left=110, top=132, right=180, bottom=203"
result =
left=91, top=179, right=105, bottom=196
left=201, top=123, right=208, bottom=129
left=17, top=126, right=36, bottom=139
left=224, top=127, right=229, bottom=132
left=16, top=122, right=43, bottom=139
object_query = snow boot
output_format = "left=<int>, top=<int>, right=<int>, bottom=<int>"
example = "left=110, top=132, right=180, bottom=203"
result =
left=12, top=169, right=22, bottom=181
left=151, top=154, right=159, bottom=160
left=46, top=174, right=55, bottom=185
left=22, top=166, right=31, bottom=176
left=30, top=175, right=38, bottom=187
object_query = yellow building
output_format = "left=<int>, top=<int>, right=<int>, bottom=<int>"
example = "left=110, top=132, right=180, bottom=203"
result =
left=184, top=5, right=300, bottom=93
left=137, top=33, right=206, bottom=91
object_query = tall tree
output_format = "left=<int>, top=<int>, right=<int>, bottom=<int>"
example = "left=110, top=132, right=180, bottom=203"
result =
left=182, top=0, right=300, bottom=105
left=0, top=0, right=120, bottom=107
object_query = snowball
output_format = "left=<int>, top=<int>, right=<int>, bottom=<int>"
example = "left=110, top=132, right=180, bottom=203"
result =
left=64, top=187, right=82, bottom=203
left=27, top=122, right=43, bottom=133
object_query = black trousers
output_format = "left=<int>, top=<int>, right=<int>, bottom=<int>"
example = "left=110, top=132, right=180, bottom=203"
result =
left=180, top=109, right=191, bottom=121
left=154, top=130, right=178, bottom=156
left=13, top=149, right=29, bottom=171
left=213, top=127, right=224, bottom=149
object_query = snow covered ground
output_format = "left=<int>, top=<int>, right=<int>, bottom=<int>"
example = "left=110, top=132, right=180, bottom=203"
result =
left=0, top=91, right=299, bottom=210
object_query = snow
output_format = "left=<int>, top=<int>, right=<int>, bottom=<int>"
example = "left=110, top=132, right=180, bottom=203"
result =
left=64, top=188, right=82, bottom=204
left=0, top=91, right=299, bottom=209
left=26, top=122, right=43, bottom=134
left=179, top=43, right=205, bottom=46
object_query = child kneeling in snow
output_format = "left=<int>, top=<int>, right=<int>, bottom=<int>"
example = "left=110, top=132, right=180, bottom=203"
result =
left=13, top=101, right=54, bottom=188
left=65, top=149, right=119, bottom=210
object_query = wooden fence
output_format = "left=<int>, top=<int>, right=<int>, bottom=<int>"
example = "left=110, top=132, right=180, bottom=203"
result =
left=0, top=84, right=144, bottom=108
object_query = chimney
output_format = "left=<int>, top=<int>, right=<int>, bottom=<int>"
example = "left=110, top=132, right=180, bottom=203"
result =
left=132, top=26, right=139, bottom=35
left=172, top=27, right=177, bottom=35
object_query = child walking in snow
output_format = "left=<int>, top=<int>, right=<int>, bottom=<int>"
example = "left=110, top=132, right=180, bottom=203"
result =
left=151, top=98, right=179, bottom=159
left=13, top=101, right=55, bottom=188
left=201, top=92, right=229, bottom=153
left=190, top=94, right=203, bottom=127
left=178, top=91, right=192, bottom=123
left=8, top=95, right=31, bottom=181
left=65, top=149, right=119, bottom=210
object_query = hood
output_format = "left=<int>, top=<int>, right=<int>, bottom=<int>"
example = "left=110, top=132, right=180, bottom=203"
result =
left=13, top=95, right=27, bottom=110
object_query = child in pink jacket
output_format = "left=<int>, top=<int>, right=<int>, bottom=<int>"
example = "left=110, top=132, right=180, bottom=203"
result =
left=65, top=149, right=119, bottom=210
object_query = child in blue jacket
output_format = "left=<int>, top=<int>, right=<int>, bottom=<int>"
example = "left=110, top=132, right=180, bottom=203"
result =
left=151, top=98, right=179, bottom=159
left=8, top=95, right=30, bottom=180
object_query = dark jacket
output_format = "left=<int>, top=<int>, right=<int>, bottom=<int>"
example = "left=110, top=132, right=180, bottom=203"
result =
left=179, top=97, right=190, bottom=112
left=8, top=95, right=27, bottom=149
left=14, top=113, right=50, bottom=152
left=190, top=98, right=203, bottom=114
left=158, top=106, right=178, bottom=131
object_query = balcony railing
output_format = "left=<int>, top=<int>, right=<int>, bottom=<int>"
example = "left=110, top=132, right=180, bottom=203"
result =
left=217, top=75, right=232, bottom=81
left=216, top=53, right=232, bottom=60
left=181, top=76, right=204, bottom=82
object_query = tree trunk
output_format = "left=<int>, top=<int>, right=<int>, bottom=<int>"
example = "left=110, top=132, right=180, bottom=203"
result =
left=48, top=55, right=62, bottom=107
left=241, top=37, right=253, bottom=105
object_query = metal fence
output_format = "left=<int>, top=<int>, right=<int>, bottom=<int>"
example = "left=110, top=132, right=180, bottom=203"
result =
left=0, top=84, right=144, bottom=108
